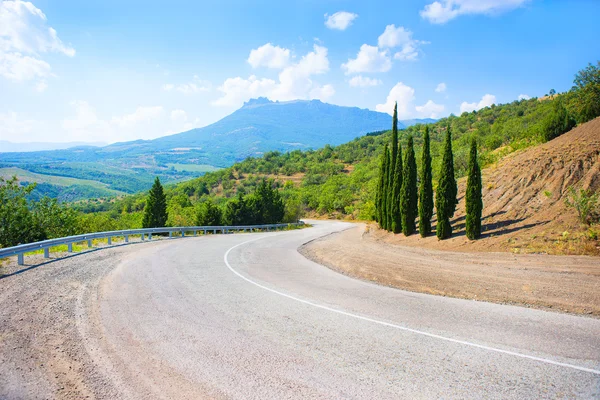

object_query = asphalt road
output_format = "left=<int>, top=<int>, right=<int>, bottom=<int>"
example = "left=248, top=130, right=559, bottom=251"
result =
left=1, top=220, right=599, bottom=399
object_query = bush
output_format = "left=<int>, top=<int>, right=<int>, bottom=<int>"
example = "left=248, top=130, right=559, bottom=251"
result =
left=564, top=187, right=599, bottom=225
left=541, top=99, right=576, bottom=142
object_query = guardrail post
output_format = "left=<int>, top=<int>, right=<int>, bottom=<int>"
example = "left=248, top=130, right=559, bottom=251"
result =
left=108, top=237, right=112, bottom=245
left=17, top=253, right=24, bottom=265
left=125, top=235, right=129, bottom=243
left=141, top=233, right=145, bottom=241
left=44, top=248, right=49, bottom=258
left=148, top=233, right=152, bottom=240
left=193, top=230, right=197, bottom=236
left=169, top=232, right=172, bottom=238
left=68, top=243, right=73, bottom=252
left=87, top=239, right=92, bottom=247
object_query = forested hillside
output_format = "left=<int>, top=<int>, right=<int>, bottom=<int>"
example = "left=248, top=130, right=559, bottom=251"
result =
left=76, top=90, right=577, bottom=223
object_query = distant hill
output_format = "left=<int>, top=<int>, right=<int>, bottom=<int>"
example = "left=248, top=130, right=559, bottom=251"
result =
left=0, top=98, right=435, bottom=198
left=0, top=140, right=106, bottom=153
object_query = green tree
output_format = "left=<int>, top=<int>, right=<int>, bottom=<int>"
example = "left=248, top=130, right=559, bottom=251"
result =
left=246, top=179, right=285, bottom=224
left=570, top=61, right=600, bottom=123
left=436, top=127, right=458, bottom=240
left=33, top=197, right=80, bottom=239
left=390, top=143, right=403, bottom=233
left=418, top=126, right=434, bottom=237
left=0, top=177, right=45, bottom=247
left=386, top=104, right=398, bottom=231
left=223, top=194, right=252, bottom=225
left=380, top=144, right=390, bottom=230
left=541, top=98, right=576, bottom=142
left=400, top=136, right=418, bottom=236
left=375, top=146, right=387, bottom=224
left=142, top=177, right=168, bottom=228
left=465, top=139, right=483, bottom=240
left=196, top=199, right=223, bottom=226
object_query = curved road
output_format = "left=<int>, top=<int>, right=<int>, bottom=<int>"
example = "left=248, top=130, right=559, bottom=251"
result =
left=1, top=220, right=599, bottom=399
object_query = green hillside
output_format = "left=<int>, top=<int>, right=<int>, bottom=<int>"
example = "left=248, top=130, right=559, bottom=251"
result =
left=73, top=94, right=561, bottom=224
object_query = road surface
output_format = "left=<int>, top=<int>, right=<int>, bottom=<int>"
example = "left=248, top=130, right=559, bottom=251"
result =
left=0, top=220, right=599, bottom=399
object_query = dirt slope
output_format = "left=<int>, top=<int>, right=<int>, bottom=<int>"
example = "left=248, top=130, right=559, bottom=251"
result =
left=375, top=116, right=600, bottom=255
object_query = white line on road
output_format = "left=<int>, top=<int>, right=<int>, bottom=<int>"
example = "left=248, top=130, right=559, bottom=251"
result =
left=224, top=234, right=600, bottom=376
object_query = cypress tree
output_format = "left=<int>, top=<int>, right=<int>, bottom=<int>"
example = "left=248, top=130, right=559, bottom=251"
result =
left=387, top=102, right=399, bottom=231
left=390, top=143, right=403, bottom=233
left=465, top=138, right=483, bottom=240
left=375, top=145, right=386, bottom=224
left=419, top=126, right=434, bottom=237
left=435, top=126, right=458, bottom=240
left=142, top=177, right=168, bottom=228
left=400, top=136, right=418, bottom=236
left=380, top=144, right=390, bottom=229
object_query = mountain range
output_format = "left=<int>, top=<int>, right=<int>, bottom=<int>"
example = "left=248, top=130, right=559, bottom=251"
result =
left=0, top=141, right=107, bottom=153
left=0, top=98, right=435, bottom=200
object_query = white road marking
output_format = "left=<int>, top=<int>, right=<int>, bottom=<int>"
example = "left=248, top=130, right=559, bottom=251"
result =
left=223, top=234, right=600, bottom=376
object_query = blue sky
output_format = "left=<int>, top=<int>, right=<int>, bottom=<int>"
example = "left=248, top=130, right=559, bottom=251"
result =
left=1, top=0, right=599, bottom=143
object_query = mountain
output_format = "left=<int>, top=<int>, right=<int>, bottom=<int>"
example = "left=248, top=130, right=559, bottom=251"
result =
left=103, top=98, right=406, bottom=165
left=0, top=98, right=434, bottom=198
left=0, top=140, right=107, bottom=153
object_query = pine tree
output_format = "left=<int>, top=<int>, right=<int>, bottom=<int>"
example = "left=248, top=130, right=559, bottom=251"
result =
left=419, top=126, right=434, bottom=237
left=386, top=103, right=399, bottom=231
left=390, top=143, right=403, bottom=233
left=380, top=144, right=390, bottom=230
left=435, top=126, right=458, bottom=240
left=400, top=136, right=418, bottom=236
left=142, top=177, right=168, bottom=228
left=465, top=138, right=483, bottom=240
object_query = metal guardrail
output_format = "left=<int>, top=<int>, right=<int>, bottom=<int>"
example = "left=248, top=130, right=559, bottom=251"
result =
left=0, top=222, right=305, bottom=266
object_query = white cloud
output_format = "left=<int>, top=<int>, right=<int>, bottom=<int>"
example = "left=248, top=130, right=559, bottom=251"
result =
left=415, top=100, right=445, bottom=118
left=163, top=75, right=210, bottom=94
left=518, top=94, right=531, bottom=100
left=435, top=82, right=447, bottom=92
left=60, top=101, right=199, bottom=142
left=376, top=82, right=447, bottom=119
left=378, top=25, right=412, bottom=48
left=247, top=43, right=290, bottom=69
left=342, top=44, right=391, bottom=75
left=420, top=0, right=529, bottom=24
left=460, top=94, right=496, bottom=113
left=214, top=45, right=332, bottom=107
left=0, top=111, right=37, bottom=139
left=111, top=106, right=164, bottom=128
left=309, top=84, right=335, bottom=101
left=324, top=11, right=358, bottom=30
left=377, top=25, right=427, bottom=62
left=349, top=75, right=382, bottom=87
left=170, top=109, right=187, bottom=122
left=0, top=0, right=74, bottom=88
left=0, top=52, right=50, bottom=81
left=375, top=82, right=416, bottom=118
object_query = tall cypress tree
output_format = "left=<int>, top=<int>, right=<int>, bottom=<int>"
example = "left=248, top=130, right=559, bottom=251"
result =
left=418, top=126, right=434, bottom=237
left=375, top=147, right=386, bottom=223
left=400, top=136, right=418, bottom=236
left=380, top=144, right=390, bottom=230
left=436, top=126, right=458, bottom=240
left=390, top=143, right=403, bottom=233
left=465, top=138, right=483, bottom=240
left=142, top=177, right=168, bottom=228
left=387, top=102, right=399, bottom=231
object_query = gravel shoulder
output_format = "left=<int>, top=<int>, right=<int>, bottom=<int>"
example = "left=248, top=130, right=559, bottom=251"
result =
left=299, top=222, right=600, bottom=316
